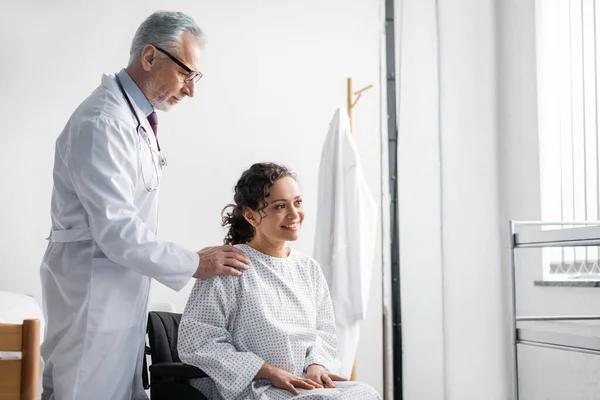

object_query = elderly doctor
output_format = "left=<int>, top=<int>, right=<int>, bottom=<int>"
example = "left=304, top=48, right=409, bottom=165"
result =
left=40, top=11, right=250, bottom=400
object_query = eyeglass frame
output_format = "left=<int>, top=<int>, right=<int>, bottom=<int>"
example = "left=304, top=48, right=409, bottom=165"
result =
left=152, top=45, right=203, bottom=83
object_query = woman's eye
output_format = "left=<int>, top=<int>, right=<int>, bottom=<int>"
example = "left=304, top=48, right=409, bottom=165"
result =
left=276, top=204, right=285, bottom=210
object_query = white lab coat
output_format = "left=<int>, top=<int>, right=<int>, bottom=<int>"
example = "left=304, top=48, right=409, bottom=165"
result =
left=40, top=73, right=198, bottom=400
left=313, top=108, right=378, bottom=378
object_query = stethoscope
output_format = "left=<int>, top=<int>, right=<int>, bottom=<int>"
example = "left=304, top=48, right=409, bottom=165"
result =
left=115, top=75, right=167, bottom=191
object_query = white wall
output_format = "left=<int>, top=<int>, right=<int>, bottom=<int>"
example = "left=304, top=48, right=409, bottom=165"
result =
left=398, top=0, right=508, bottom=399
left=438, top=0, right=507, bottom=398
left=0, top=0, right=385, bottom=394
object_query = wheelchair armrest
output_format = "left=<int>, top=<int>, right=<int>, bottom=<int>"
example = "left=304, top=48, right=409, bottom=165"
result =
left=150, top=362, right=208, bottom=379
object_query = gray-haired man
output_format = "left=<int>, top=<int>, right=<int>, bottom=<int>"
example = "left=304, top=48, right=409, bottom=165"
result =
left=41, top=11, right=249, bottom=400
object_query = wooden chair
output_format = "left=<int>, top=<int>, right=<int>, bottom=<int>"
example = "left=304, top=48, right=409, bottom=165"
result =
left=0, top=319, right=40, bottom=400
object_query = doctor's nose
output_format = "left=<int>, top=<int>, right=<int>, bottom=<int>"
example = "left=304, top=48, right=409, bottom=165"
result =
left=183, top=80, right=195, bottom=98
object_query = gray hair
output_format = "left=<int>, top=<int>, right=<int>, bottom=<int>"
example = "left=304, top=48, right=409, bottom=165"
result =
left=129, top=11, right=207, bottom=59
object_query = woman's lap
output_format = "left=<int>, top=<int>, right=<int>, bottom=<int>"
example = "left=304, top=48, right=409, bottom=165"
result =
left=262, top=381, right=381, bottom=400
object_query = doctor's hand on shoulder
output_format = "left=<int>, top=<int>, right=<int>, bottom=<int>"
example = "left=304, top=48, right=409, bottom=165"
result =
left=193, top=245, right=250, bottom=279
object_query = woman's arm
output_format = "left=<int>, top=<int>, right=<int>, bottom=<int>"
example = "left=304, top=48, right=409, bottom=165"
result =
left=304, top=261, right=342, bottom=374
left=177, top=276, right=264, bottom=399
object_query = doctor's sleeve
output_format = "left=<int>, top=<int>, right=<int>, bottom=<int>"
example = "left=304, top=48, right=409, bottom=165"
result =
left=304, top=262, right=342, bottom=375
left=63, top=116, right=197, bottom=290
left=177, top=277, right=264, bottom=400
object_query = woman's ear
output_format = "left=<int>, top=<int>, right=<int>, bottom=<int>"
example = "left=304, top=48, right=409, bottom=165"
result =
left=243, top=208, right=257, bottom=227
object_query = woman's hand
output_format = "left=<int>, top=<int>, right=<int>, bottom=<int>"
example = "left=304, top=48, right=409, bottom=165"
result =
left=304, top=364, right=347, bottom=388
left=256, top=362, right=323, bottom=395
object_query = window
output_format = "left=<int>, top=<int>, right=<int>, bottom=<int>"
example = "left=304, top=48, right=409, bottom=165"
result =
left=536, top=0, right=600, bottom=279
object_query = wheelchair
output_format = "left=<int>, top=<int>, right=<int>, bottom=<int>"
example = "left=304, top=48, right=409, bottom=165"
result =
left=144, top=311, right=208, bottom=400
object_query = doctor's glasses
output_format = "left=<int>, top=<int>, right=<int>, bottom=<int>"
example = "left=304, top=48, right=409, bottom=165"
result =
left=153, top=45, right=203, bottom=84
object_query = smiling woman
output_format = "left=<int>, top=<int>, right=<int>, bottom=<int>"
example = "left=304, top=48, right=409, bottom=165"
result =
left=176, top=162, right=381, bottom=399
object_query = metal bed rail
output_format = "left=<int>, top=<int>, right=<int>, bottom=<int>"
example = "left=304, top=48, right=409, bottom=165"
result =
left=509, top=221, right=600, bottom=400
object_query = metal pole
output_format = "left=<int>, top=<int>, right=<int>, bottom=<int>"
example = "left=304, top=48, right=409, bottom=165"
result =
left=508, top=220, right=519, bottom=400
left=509, top=221, right=600, bottom=226
left=384, top=0, right=401, bottom=398
left=517, top=315, right=600, bottom=321
left=518, top=340, right=600, bottom=357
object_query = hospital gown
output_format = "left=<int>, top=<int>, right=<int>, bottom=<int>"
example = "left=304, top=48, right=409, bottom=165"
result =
left=177, top=244, right=381, bottom=400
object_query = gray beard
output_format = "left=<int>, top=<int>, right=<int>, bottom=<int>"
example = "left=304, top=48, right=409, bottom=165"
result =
left=147, top=78, right=174, bottom=112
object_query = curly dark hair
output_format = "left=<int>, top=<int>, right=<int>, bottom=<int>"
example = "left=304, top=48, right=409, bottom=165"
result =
left=221, top=163, right=296, bottom=245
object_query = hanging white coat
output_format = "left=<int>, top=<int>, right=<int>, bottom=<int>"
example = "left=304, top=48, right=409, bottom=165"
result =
left=40, top=73, right=198, bottom=400
left=313, top=108, right=378, bottom=378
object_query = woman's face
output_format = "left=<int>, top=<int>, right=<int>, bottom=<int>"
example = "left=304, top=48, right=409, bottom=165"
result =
left=245, top=177, right=304, bottom=244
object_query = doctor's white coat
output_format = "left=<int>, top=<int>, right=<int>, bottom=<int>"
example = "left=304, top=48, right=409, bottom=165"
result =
left=313, top=108, right=378, bottom=378
left=40, top=73, right=198, bottom=400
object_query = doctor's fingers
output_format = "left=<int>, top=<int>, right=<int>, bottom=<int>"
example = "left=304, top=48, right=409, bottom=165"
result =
left=222, top=246, right=251, bottom=265
left=218, top=266, right=244, bottom=277
left=198, top=247, right=246, bottom=266
left=223, top=253, right=250, bottom=270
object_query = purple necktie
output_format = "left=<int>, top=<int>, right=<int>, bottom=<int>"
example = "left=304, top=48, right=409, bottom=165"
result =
left=147, top=111, right=158, bottom=137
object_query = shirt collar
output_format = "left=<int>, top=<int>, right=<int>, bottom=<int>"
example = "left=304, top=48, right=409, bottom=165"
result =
left=116, top=69, right=154, bottom=117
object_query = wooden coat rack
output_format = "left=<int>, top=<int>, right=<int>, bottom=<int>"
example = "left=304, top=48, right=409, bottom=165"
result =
left=347, top=77, right=373, bottom=135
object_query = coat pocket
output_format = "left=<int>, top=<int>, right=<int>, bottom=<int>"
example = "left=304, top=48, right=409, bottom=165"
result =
left=88, top=257, right=150, bottom=331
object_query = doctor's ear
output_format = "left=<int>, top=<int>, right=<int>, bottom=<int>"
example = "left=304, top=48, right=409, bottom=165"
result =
left=243, top=208, right=258, bottom=227
left=140, top=45, right=159, bottom=71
